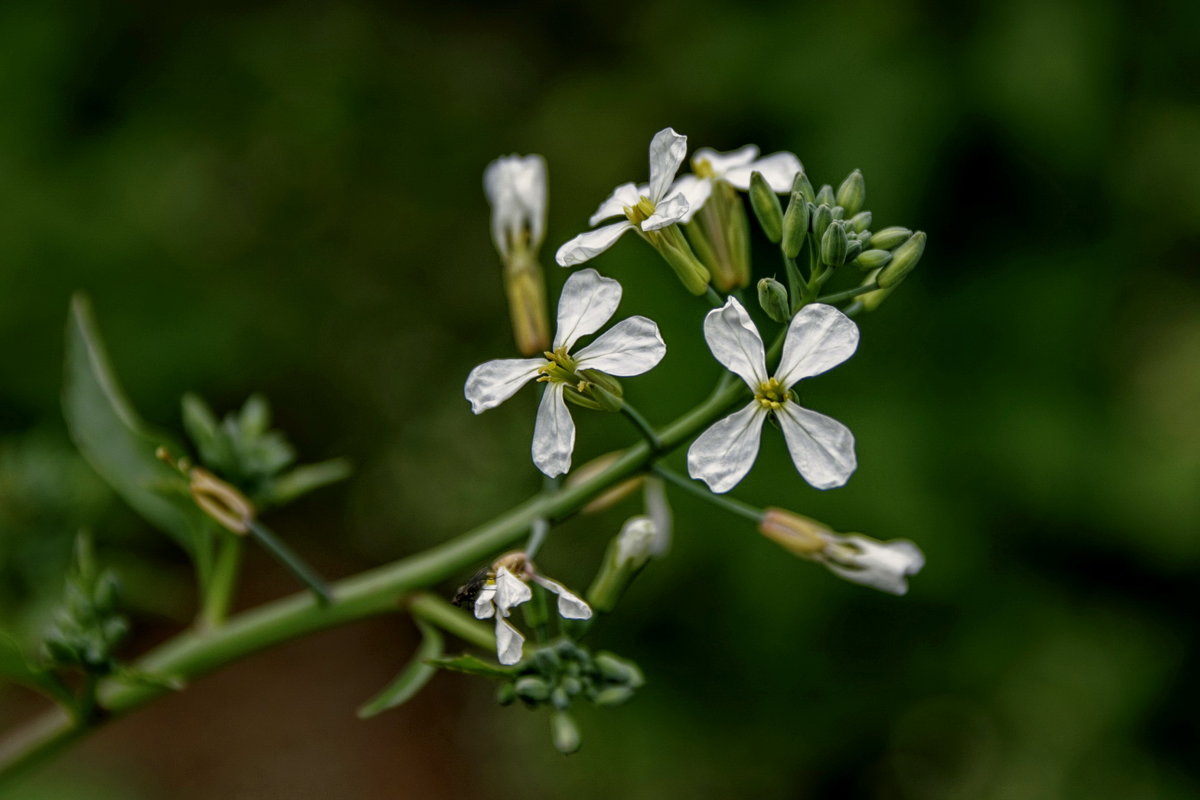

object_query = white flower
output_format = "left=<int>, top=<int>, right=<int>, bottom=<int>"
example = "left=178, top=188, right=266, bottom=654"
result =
left=555, top=128, right=692, bottom=267
left=672, top=144, right=803, bottom=223
left=819, top=534, right=925, bottom=596
left=472, top=559, right=592, bottom=665
left=687, top=298, right=859, bottom=493
left=484, top=154, right=547, bottom=259
left=464, top=268, right=666, bottom=478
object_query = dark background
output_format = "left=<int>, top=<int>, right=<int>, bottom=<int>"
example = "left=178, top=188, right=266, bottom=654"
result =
left=2, top=0, right=1198, bottom=797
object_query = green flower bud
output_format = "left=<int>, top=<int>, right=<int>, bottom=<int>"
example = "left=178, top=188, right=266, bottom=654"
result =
left=876, top=231, right=925, bottom=288
left=496, top=683, right=517, bottom=706
left=551, top=711, right=582, bottom=754
left=651, top=225, right=712, bottom=295
left=836, top=169, right=866, bottom=216
left=820, top=222, right=850, bottom=267
left=815, top=184, right=835, bottom=206
left=593, top=686, right=636, bottom=707
left=854, top=249, right=893, bottom=271
left=593, top=652, right=645, bottom=688
left=831, top=206, right=845, bottom=221
left=586, top=517, right=658, bottom=613
left=781, top=175, right=811, bottom=259
left=859, top=269, right=895, bottom=311
left=551, top=686, right=570, bottom=710
left=844, top=239, right=862, bottom=263
left=515, top=675, right=551, bottom=703
left=748, top=171, right=783, bottom=243
left=811, top=205, right=833, bottom=242
left=849, top=210, right=873, bottom=233
left=870, top=226, right=912, bottom=250
left=757, top=278, right=791, bottom=323
left=561, top=676, right=583, bottom=696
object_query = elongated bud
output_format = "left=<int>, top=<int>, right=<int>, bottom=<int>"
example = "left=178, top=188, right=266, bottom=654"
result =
left=794, top=171, right=815, bottom=204
left=515, top=675, right=552, bottom=703
left=781, top=174, right=811, bottom=259
left=503, top=250, right=551, bottom=356
left=757, top=278, right=791, bottom=323
left=810, top=205, right=833, bottom=244
left=759, top=508, right=830, bottom=556
left=869, top=226, right=912, bottom=250
left=749, top=171, right=783, bottom=243
left=854, top=249, right=893, bottom=271
left=859, top=268, right=895, bottom=312
left=876, top=231, right=925, bottom=288
left=836, top=169, right=866, bottom=216
left=849, top=210, right=873, bottom=234
left=651, top=225, right=711, bottom=295
left=820, top=221, right=850, bottom=267
left=815, top=184, right=835, bottom=206
left=551, top=711, right=582, bottom=754
left=587, top=517, right=658, bottom=613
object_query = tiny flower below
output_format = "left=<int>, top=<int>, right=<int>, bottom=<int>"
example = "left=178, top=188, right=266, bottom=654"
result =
left=687, top=298, right=859, bottom=493
left=555, top=128, right=692, bottom=267
left=471, top=553, right=592, bottom=665
left=464, top=268, right=666, bottom=478
left=672, top=144, right=803, bottom=223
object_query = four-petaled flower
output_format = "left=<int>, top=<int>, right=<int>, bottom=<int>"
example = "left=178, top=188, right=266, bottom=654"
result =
left=473, top=555, right=592, bottom=665
left=673, top=144, right=803, bottom=223
left=484, top=154, right=548, bottom=260
left=464, top=268, right=666, bottom=478
left=555, top=128, right=692, bottom=267
left=819, top=534, right=925, bottom=596
left=687, top=298, right=859, bottom=493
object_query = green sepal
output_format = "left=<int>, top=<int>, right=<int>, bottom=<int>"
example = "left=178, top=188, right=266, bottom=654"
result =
left=357, top=618, right=444, bottom=718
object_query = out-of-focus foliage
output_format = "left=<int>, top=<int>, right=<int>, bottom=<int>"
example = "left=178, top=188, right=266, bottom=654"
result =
left=1, top=0, right=1197, bottom=798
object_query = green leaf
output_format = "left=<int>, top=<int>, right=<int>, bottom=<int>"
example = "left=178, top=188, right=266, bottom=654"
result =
left=427, top=653, right=517, bottom=679
left=357, top=619, right=444, bottom=718
left=0, top=634, right=73, bottom=707
left=63, top=294, right=208, bottom=552
left=269, top=458, right=353, bottom=506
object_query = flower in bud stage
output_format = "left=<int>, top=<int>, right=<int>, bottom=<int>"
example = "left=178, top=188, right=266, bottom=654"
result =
left=815, top=184, right=836, bottom=206
left=687, top=298, right=858, bottom=492
left=835, top=169, right=866, bottom=216
left=820, top=221, right=850, bottom=267
left=757, top=277, right=791, bottom=323
left=587, top=516, right=660, bottom=613
left=849, top=210, right=872, bottom=234
left=485, top=154, right=551, bottom=356
left=854, top=249, right=893, bottom=271
left=811, top=204, right=834, bottom=243
left=473, top=553, right=592, bottom=665
left=465, top=269, right=666, bottom=477
left=781, top=174, right=811, bottom=259
left=758, top=509, right=924, bottom=595
left=748, top=171, right=784, bottom=243
left=869, top=226, right=912, bottom=250
left=555, top=128, right=709, bottom=294
left=876, top=231, right=926, bottom=289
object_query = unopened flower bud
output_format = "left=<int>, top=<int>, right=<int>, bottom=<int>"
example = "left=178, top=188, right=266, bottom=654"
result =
left=876, top=231, right=925, bottom=288
left=849, top=210, right=873, bottom=233
left=593, top=652, right=645, bottom=687
left=815, top=184, right=835, bottom=206
left=844, top=239, right=862, bottom=263
left=836, top=169, right=866, bottom=216
left=859, top=269, right=895, bottom=312
left=781, top=175, right=811, bottom=259
left=793, top=171, right=815, bottom=204
left=757, top=278, right=791, bottom=323
left=651, top=226, right=712, bottom=295
left=503, top=252, right=551, bottom=356
left=551, top=711, right=582, bottom=754
left=869, top=226, right=912, bottom=250
left=811, top=204, right=833, bottom=242
left=515, top=675, right=552, bottom=703
left=586, top=517, right=658, bottom=613
left=854, top=249, right=893, bottom=271
left=593, top=685, right=636, bottom=707
left=820, top=222, right=850, bottom=267
left=749, top=171, right=784, bottom=243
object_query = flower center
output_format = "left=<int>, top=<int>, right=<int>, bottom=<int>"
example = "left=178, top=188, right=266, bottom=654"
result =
left=692, top=157, right=716, bottom=179
left=537, top=347, right=581, bottom=386
left=623, top=196, right=657, bottom=225
left=754, top=378, right=792, bottom=411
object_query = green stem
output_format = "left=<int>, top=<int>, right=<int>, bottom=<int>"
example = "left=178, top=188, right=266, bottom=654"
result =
left=704, top=286, right=725, bottom=308
left=619, top=402, right=661, bottom=451
left=652, top=465, right=764, bottom=524
left=815, top=281, right=879, bottom=306
left=246, top=520, right=332, bottom=605
left=408, top=593, right=494, bottom=651
left=198, top=535, right=243, bottom=630
left=0, top=375, right=750, bottom=786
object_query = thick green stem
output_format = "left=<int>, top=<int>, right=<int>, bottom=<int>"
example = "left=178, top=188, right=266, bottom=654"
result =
left=0, top=376, right=749, bottom=787
left=197, top=535, right=243, bottom=630
left=408, top=593, right=494, bottom=651
left=652, top=465, right=764, bottom=523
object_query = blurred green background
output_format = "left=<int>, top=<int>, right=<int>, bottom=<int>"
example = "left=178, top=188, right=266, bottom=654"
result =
left=2, top=0, right=1198, bottom=797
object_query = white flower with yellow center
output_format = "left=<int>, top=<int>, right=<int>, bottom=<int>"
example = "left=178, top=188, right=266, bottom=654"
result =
left=464, top=268, right=666, bottom=478
left=554, top=128, right=692, bottom=266
left=473, top=556, right=592, bottom=665
left=687, top=298, right=859, bottom=493
left=672, top=144, right=803, bottom=223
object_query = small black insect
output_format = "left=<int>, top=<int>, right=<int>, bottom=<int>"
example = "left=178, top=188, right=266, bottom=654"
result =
left=452, top=566, right=492, bottom=608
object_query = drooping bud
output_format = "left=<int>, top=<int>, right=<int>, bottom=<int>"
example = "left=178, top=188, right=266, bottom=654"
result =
left=781, top=173, right=811, bottom=259
left=869, top=226, right=912, bottom=250
left=810, top=204, right=833, bottom=243
left=748, top=171, right=783, bottom=243
left=757, top=278, right=791, bottom=323
left=551, top=711, right=582, bottom=754
left=853, top=249, right=893, bottom=271
left=835, top=169, right=866, bottom=216
left=876, top=231, right=926, bottom=288
left=849, top=210, right=873, bottom=233
left=820, top=221, right=850, bottom=267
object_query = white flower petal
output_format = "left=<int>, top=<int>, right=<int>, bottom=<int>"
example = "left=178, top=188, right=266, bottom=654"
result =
left=702, top=297, right=768, bottom=389
left=573, top=316, right=666, bottom=377
left=694, top=144, right=760, bottom=176
left=494, top=567, right=533, bottom=613
left=588, top=182, right=643, bottom=226
left=647, top=127, right=688, bottom=203
left=642, top=477, right=672, bottom=556
left=531, top=575, right=593, bottom=620
left=484, top=154, right=548, bottom=255
left=495, top=617, right=525, bottom=665
left=724, top=152, right=804, bottom=192
left=822, top=536, right=925, bottom=595
left=473, top=586, right=496, bottom=620
left=615, top=516, right=657, bottom=566
left=532, top=383, right=575, bottom=478
left=641, top=193, right=689, bottom=231
left=671, top=175, right=713, bottom=224
left=776, top=303, right=860, bottom=387
left=464, top=358, right=545, bottom=414
left=553, top=268, right=623, bottom=350
left=555, top=221, right=636, bottom=267
left=776, top=402, right=857, bottom=490
left=686, top=402, right=767, bottom=493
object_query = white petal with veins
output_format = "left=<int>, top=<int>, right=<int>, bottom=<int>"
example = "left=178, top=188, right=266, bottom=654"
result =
left=573, top=316, right=666, bottom=376
left=776, top=303, right=860, bottom=388
left=553, top=268, right=622, bottom=350
left=555, top=221, right=636, bottom=267
left=532, top=383, right=575, bottom=478
left=588, top=182, right=644, bottom=226
left=702, top=297, right=768, bottom=390
left=531, top=575, right=593, bottom=620
left=464, top=358, right=545, bottom=414
left=723, top=151, right=803, bottom=192
left=776, top=402, right=857, bottom=490
left=686, top=402, right=767, bottom=493
left=647, top=127, right=688, bottom=203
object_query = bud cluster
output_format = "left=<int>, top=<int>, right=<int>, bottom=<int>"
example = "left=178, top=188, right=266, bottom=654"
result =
left=41, top=536, right=128, bottom=676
